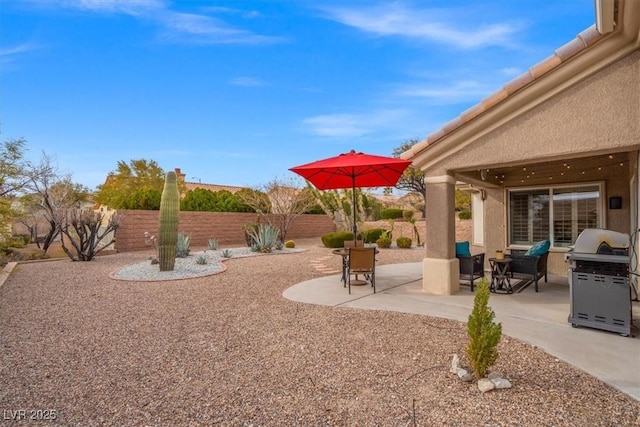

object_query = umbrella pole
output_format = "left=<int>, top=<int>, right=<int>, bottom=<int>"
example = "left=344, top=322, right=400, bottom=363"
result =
left=352, top=183, right=358, bottom=246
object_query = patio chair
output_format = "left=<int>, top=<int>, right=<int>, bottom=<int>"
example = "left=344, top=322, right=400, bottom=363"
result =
left=455, top=241, right=485, bottom=291
left=347, top=247, right=376, bottom=294
left=508, top=240, right=550, bottom=292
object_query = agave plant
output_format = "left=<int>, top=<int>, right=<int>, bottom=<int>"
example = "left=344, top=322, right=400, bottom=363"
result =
left=208, top=238, right=219, bottom=250
left=247, top=223, right=280, bottom=253
left=176, top=232, right=191, bottom=258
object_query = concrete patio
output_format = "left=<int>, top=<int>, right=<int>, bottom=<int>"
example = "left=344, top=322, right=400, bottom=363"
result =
left=284, top=263, right=640, bottom=401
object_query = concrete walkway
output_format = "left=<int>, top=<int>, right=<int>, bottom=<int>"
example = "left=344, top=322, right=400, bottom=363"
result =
left=283, top=262, right=640, bottom=401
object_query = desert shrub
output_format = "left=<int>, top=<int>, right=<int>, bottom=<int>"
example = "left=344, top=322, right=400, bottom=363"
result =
left=362, top=228, right=385, bottom=243
left=466, top=278, right=502, bottom=378
left=284, top=240, right=296, bottom=248
left=195, top=255, right=207, bottom=265
left=376, top=231, right=392, bottom=248
left=396, top=236, right=412, bottom=249
left=321, top=231, right=354, bottom=248
left=458, top=210, right=472, bottom=220
left=402, top=210, right=415, bottom=221
left=380, top=208, right=404, bottom=220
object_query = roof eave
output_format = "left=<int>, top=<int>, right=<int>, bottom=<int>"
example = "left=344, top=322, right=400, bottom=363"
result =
left=405, top=0, right=640, bottom=173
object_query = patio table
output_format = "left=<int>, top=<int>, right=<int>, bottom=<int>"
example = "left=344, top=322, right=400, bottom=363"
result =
left=489, top=257, right=513, bottom=294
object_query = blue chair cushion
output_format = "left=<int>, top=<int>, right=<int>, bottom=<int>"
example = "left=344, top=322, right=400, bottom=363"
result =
left=525, top=240, right=550, bottom=256
left=455, top=241, right=471, bottom=257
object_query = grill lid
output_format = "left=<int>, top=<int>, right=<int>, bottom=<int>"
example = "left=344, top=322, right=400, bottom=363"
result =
left=571, top=228, right=629, bottom=256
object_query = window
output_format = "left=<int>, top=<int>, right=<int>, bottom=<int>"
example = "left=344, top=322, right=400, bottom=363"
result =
left=508, top=183, right=602, bottom=248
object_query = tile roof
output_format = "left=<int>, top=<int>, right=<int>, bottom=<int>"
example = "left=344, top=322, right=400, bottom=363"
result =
left=406, top=25, right=603, bottom=158
left=184, top=182, right=245, bottom=193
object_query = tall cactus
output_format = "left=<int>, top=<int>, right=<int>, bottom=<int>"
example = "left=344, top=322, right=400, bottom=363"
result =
left=158, top=171, right=180, bottom=271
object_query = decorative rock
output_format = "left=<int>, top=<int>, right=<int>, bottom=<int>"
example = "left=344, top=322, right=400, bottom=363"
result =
left=491, top=378, right=512, bottom=389
left=450, top=354, right=460, bottom=374
left=478, top=378, right=495, bottom=393
left=487, top=371, right=504, bottom=380
left=457, top=369, right=474, bottom=382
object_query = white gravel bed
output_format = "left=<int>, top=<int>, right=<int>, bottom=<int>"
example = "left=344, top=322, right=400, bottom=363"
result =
left=111, top=247, right=306, bottom=281
left=1, top=238, right=639, bottom=426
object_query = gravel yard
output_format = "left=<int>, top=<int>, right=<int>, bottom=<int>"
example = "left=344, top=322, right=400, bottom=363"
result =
left=1, top=238, right=639, bottom=426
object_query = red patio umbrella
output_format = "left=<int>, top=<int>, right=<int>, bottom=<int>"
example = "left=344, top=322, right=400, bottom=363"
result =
left=289, top=149, right=412, bottom=242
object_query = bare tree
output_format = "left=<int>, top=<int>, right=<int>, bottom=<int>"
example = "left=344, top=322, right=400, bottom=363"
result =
left=238, top=177, right=318, bottom=242
left=60, top=209, right=119, bottom=261
left=17, top=153, right=89, bottom=253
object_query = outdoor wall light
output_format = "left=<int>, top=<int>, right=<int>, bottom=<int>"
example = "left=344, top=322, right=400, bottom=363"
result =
left=609, top=196, right=622, bottom=210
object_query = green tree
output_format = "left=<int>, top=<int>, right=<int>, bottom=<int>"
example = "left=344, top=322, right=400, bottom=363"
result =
left=0, top=138, right=33, bottom=197
left=181, top=188, right=217, bottom=211
left=455, top=190, right=471, bottom=211
left=392, top=139, right=426, bottom=218
left=125, top=188, right=162, bottom=210
left=0, top=138, right=34, bottom=237
left=95, top=159, right=167, bottom=209
left=181, top=188, right=255, bottom=212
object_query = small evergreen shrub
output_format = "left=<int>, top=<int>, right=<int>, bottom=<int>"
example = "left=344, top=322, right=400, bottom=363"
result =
left=284, top=240, right=296, bottom=248
left=380, top=208, right=404, bottom=220
left=362, top=228, right=385, bottom=243
left=321, top=231, right=355, bottom=248
left=396, top=236, right=412, bottom=249
left=402, top=210, right=415, bottom=221
left=458, top=210, right=472, bottom=220
left=376, top=231, right=392, bottom=248
left=466, top=278, right=502, bottom=378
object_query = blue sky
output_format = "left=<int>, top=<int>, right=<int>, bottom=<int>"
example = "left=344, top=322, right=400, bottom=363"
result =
left=1, top=0, right=595, bottom=191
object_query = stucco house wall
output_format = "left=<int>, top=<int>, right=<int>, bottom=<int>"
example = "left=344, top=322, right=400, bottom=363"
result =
left=428, top=50, right=639, bottom=276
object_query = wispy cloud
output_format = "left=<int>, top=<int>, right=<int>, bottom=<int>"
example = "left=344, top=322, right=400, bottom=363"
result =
left=321, top=3, right=520, bottom=49
left=394, top=80, right=496, bottom=104
left=57, top=0, right=165, bottom=15
left=229, top=77, right=267, bottom=87
left=0, top=43, right=39, bottom=57
left=0, top=43, right=40, bottom=70
left=500, top=67, right=522, bottom=77
left=303, top=110, right=407, bottom=138
left=39, top=0, right=281, bottom=45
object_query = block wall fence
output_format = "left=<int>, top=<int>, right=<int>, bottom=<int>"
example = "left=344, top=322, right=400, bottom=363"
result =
left=114, top=210, right=336, bottom=252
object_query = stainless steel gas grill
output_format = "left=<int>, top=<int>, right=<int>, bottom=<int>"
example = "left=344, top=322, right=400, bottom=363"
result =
left=566, top=229, right=633, bottom=336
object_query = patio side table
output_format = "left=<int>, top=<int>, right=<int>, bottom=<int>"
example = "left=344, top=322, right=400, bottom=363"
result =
left=489, top=257, right=513, bottom=294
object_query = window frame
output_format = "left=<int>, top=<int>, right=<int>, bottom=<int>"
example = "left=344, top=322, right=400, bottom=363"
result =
left=506, top=181, right=606, bottom=251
